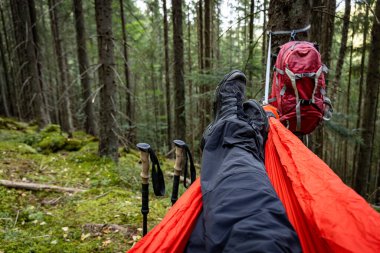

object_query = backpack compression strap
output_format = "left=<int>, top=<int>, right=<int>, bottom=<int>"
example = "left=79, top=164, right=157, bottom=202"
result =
left=284, top=66, right=323, bottom=131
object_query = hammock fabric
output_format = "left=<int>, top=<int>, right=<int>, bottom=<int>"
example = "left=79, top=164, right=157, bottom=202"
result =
left=128, top=118, right=380, bottom=253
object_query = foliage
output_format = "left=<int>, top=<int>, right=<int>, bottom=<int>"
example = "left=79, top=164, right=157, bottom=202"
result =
left=0, top=118, right=185, bottom=252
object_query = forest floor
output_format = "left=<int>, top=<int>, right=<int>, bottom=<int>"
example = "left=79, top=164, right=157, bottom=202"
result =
left=0, top=117, right=183, bottom=252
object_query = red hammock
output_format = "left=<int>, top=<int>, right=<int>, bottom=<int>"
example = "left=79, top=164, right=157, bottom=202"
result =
left=128, top=118, right=380, bottom=253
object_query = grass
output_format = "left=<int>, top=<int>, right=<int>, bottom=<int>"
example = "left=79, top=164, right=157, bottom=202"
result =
left=0, top=117, right=187, bottom=252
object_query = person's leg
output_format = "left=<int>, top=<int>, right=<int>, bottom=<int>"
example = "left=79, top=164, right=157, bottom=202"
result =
left=186, top=70, right=301, bottom=253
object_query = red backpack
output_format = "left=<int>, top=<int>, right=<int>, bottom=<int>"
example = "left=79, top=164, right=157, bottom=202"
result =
left=269, top=41, right=332, bottom=134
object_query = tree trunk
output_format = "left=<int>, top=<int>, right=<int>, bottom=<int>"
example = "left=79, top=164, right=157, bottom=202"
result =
left=187, top=4, right=194, bottom=152
left=353, top=2, right=371, bottom=184
left=198, top=0, right=206, bottom=132
left=172, top=0, right=186, bottom=140
left=48, top=0, right=74, bottom=134
left=267, top=0, right=311, bottom=53
left=163, top=0, right=172, bottom=150
left=0, top=3, right=15, bottom=117
left=73, top=0, right=96, bottom=136
left=261, top=0, right=268, bottom=85
left=119, top=0, right=135, bottom=143
left=29, top=0, right=50, bottom=122
left=354, top=0, right=380, bottom=198
left=247, top=0, right=254, bottom=88
left=320, top=0, right=336, bottom=67
left=10, top=0, right=49, bottom=128
left=95, top=0, right=118, bottom=161
left=0, top=25, right=10, bottom=116
left=310, top=0, right=336, bottom=159
left=344, top=37, right=354, bottom=183
left=331, top=0, right=351, bottom=100
left=204, top=0, right=212, bottom=124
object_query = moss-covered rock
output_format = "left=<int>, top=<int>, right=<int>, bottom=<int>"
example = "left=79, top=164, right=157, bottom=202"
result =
left=40, top=124, right=62, bottom=134
left=64, top=139, right=83, bottom=151
left=0, top=117, right=28, bottom=131
left=35, top=134, right=67, bottom=154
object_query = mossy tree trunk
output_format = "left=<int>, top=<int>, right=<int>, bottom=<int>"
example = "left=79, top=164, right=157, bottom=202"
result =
left=10, top=0, right=49, bottom=128
left=172, top=0, right=186, bottom=141
left=73, top=0, right=96, bottom=136
left=95, top=0, right=118, bottom=162
left=48, top=0, right=74, bottom=134
left=163, top=0, right=172, bottom=151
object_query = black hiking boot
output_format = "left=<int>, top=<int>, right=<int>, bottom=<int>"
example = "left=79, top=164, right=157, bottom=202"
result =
left=243, top=99, right=269, bottom=159
left=212, top=70, right=247, bottom=123
left=243, top=99, right=269, bottom=134
left=201, top=70, right=247, bottom=149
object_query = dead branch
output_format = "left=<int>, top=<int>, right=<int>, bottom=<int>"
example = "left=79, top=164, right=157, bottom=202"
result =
left=0, top=179, right=85, bottom=193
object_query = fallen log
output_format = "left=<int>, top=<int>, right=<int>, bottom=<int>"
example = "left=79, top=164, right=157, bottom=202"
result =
left=0, top=179, right=85, bottom=193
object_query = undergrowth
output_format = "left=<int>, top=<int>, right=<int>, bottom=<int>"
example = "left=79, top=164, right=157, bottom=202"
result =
left=0, top=117, right=187, bottom=252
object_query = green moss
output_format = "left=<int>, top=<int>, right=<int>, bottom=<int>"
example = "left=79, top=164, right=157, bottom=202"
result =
left=64, top=139, right=83, bottom=151
left=40, top=124, right=62, bottom=134
left=35, top=134, right=67, bottom=154
left=0, top=117, right=28, bottom=131
left=0, top=117, right=179, bottom=252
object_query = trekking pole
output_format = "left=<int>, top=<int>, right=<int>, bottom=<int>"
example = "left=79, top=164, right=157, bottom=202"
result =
left=136, top=143, right=150, bottom=236
left=171, top=140, right=196, bottom=206
left=171, top=140, right=185, bottom=205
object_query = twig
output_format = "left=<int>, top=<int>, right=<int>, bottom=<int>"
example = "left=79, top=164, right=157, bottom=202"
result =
left=13, top=210, right=19, bottom=228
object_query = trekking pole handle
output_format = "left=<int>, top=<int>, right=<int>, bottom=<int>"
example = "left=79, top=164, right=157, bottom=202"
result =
left=137, top=143, right=150, bottom=184
left=173, top=140, right=186, bottom=176
left=171, top=140, right=186, bottom=205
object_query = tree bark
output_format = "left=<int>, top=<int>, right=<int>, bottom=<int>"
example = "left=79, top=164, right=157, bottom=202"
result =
left=247, top=0, right=254, bottom=87
left=0, top=3, right=14, bottom=117
left=95, top=0, right=118, bottom=161
left=172, top=0, right=186, bottom=140
left=10, top=0, right=49, bottom=128
left=344, top=37, right=354, bottom=183
left=353, top=2, right=371, bottom=183
left=119, top=0, right=134, bottom=143
left=187, top=4, right=194, bottom=152
left=267, top=0, right=311, bottom=53
left=163, top=0, right=172, bottom=151
left=204, top=0, right=212, bottom=124
left=73, top=0, right=96, bottom=136
left=331, top=0, right=351, bottom=100
left=320, top=0, right=336, bottom=67
left=48, top=0, right=74, bottom=134
left=29, top=0, right=50, bottom=121
left=261, top=0, right=268, bottom=84
left=0, top=25, right=10, bottom=116
left=310, top=0, right=336, bottom=159
left=198, top=0, right=206, bottom=132
left=354, top=0, right=380, bottom=198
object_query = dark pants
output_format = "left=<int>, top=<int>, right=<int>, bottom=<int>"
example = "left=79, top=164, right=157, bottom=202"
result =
left=185, top=118, right=302, bottom=253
